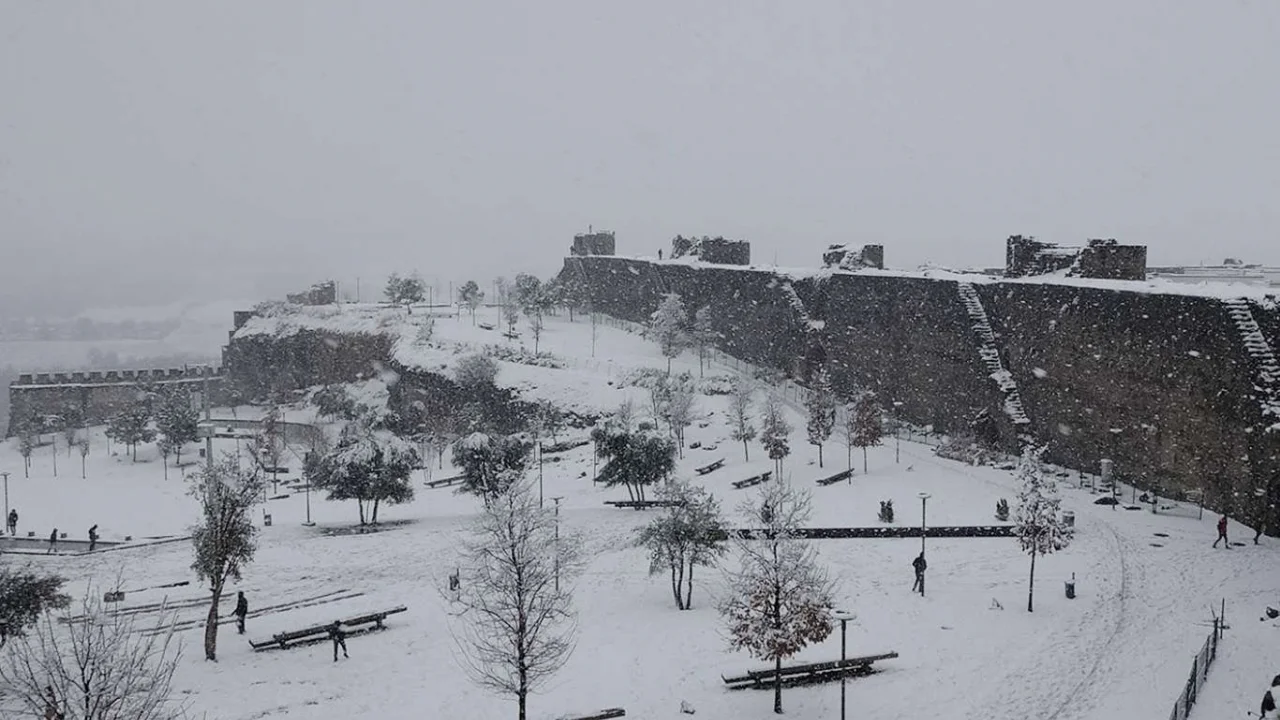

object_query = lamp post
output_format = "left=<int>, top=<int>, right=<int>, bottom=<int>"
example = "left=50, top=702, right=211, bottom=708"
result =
left=892, top=402, right=903, bottom=464
left=832, top=610, right=857, bottom=720
left=539, top=442, right=545, bottom=508
left=551, top=496, right=564, bottom=593
left=918, top=492, right=931, bottom=596
left=1, top=471, right=9, bottom=533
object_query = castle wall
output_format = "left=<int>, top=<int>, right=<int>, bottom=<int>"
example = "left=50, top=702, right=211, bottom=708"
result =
left=563, top=255, right=1280, bottom=516
left=6, top=367, right=224, bottom=436
left=222, top=330, right=392, bottom=402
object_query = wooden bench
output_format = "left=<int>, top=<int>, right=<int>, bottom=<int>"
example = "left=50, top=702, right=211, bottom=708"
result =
left=603, top=500, right=685, bottom=510
left=731, top=471, right=773, bottom=490
left=425, top=475, right=465, bottom=489
left=542, top=438, right=591, bottom=455
left=695, top=458, right=726, bottom=476
left=249, top=606, right=408, bottom=651
left=816, top=469, right=854, bottom=486
left=722, top=651, right=898, bottom=689
left=478, top=322, right=496, bottom=330
left=558, top=709, right=625, bottom=720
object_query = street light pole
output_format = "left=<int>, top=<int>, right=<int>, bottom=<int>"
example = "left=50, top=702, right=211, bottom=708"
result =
left=918, top=492, right=931, bottom=596
left=893, top=402, right=903, bottom=464
left=552, top=496, right=564, bottom=593
left=1, top=472, right=9, bottom=533
left=832, top=610, right=857, bottom=720
left=539, top=442, right=545, bottom=508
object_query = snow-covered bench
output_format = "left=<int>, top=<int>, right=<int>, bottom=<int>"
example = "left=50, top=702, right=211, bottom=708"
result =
left=816, top=469, right=854, bottom=486
left=558, top=709, right=625, bottom=720
left=721, top=652, right=899, bottom=689
left=731, top=471, right=772, bottom=490
left=695, top=458, right=726, bottom=475
left=603, top=500, right=684, bottom=510
left=425, top=474, right=465, bottom=489
left=249, top=606, right=408, bottom=651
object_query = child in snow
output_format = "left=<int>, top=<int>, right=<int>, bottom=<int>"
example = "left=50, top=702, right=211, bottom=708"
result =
left=1213, top=515, right=1230, bottom=548
left=328, top=621, right=348, bottom=662
left=1261, top=674, right=1280, bottom=719
left=234, top=591, right=248, bottom=635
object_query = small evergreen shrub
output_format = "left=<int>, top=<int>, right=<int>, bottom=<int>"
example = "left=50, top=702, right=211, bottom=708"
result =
left=995, top=498, right=1010, bottom=521
left=878, top=499, right=894, bottom=524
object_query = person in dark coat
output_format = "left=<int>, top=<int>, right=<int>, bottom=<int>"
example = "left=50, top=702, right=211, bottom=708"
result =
left=47, top=528, right=58, bottom=554
left=87, top=524, right=98, bottom=553
left=911, top=553, right=927, bottom=594
left=328, top=621, right=348, bottom=662
left=43, top=684, right=64, bottom=720
left=1260, top=674, right=1280, bottom=719
left=6, top=508, right=16, bottom=536
left=234, top=591, right=248, bottom=635
left=1213, top=515, right=1231, bottom=548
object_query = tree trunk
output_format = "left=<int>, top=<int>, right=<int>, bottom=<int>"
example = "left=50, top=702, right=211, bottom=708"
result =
left=743, top=439, right=750, bottom=462
left=671, top=564, right=682, bottom=609
left=817, top=443, right=824, bottom=468
left=774, top=655, right=783, bottom=713
left=667, top=357, right=672, bottom=375
left=371, top=497, right=381, bottom=524
left=81, top=455, right=86, bottom=479
left=847, top=445, right=852, bottom=471
left=1027, top=551, right=1036, bottom=612
left=357, top=499, right=366, bottom=525
left=863, top=446, right=868, bottom=474
left=163, top=461, right=168, bottom=481
left=684, top=561, right=694, bottom=609
left=176, top=447, right=182, bottom=467
left=204, top=581, right=224, bottom=661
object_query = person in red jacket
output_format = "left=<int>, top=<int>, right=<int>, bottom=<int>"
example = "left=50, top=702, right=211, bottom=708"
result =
left=1213, top=515, right=1231, bottom=549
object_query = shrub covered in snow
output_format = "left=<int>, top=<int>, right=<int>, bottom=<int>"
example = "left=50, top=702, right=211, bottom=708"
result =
left=481, top=344, right=565, bottom=369
left=454, top=354, right=499, bottom=387
left=996, top=498, right=1010, bottom=521
left=878, top=499, right=894, bottom=523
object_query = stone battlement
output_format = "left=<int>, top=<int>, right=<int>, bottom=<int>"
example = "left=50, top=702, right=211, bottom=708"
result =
left=12, top=365, right=222, bottom=387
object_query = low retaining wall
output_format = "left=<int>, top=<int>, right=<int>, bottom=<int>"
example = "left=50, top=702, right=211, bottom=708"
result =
left=725, top=525, right=1015, bottom=540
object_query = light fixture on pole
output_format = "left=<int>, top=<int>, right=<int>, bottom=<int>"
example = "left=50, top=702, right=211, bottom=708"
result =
left=832, top=609, right=857, bottom=720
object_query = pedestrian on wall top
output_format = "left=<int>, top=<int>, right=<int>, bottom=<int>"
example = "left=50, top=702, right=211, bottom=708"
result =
left=328, top=621, right=348, bottom=662
left=87, top=524, right=98, bottom=553
left=47, top=528, right=58, bottom=554
left=911, top=552, right=927, bottom=594
left=6, top=508, right=16, bottom=535
left=1213, top=514, right=1230, bottom=549
left=234, top=591, right=249, bottom=635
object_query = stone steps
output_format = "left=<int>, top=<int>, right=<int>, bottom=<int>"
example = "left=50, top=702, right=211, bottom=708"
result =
left=1223, top=298, right=1280, bottom=423
left=957, top=282, right=1031, bottom=426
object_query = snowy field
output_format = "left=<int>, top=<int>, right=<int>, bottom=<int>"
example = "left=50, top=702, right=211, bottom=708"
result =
left=2, top=304, right=1275, bottom=720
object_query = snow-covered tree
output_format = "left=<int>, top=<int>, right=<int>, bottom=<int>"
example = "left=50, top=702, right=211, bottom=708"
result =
left=451, top=432, right=534, bottom=507
left=591, top=424, right=676, bottom=502
left=759, top=393, right=792, bottom=478
left=105, top=399, right=154, bottom=462
left=635, top=480, right=727, bottom=610
left=255, top=406, right=286, bottom=486
left=1013, top=446, right=1073, bottom=612
left=311, top=416, right=419, bottom=524
left=691, top=305, right=718, bottom=377
left=512, top=273, right=543, bottom=314
left=720, top=481, right=835, bottom=714
left=851, top=393, right=884, bottom=473
left=312, top=384, right=357, bottom=422
left=533, top=400, right=565, bottom=444
left=804, top=367, right=837, bottom=468
left=17, top=430, right=34, bottom=478
left=155, top=387, right=199, bottom=468
left=448, top=480, right=583, bottom=720
left=837, top=404, right=858, bottom=472
left=78, top=437, right=90, bottom=479
left=458, top=280, right=485, bottom=324
left=0, top=562, right=70, bottom=649
left=189, top=456, right=264, bottom=661
left=665, top=374, right=698, bottom=456
left=384, top=271, right=426, bottom=304
left=0, top=587, right=185, bottom=720
left=527, top=309, right=545, bottom=354
left=454, top=353, right=499, bottom=388
left=729, top=377, right=757, bottom=461
left=649, top=292, right=689, bottom=374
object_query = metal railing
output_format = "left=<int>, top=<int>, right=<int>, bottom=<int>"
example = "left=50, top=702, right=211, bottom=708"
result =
left=1169, top=609, right=1224, bottom=720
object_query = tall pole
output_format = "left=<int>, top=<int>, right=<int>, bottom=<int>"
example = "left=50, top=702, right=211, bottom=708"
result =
left=918, top=492, right=931, bottom=597
left=832, top=610, right=855, bottom=720
left=2, top=472, right=9, bottom=533
left=538, top=443, right=545, bottom=508
left=552, top=496, right=564, bottom=593
left=202, top=369, right=213, bottom=470
left=893, top=401, right=903, bottom=464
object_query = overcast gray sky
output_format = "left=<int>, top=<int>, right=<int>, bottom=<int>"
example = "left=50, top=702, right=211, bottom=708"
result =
left=2, top=1, right=1278, bottom=314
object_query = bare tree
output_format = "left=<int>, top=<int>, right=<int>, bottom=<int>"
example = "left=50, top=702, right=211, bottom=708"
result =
left=838, top=404, right=858, bottom=474
left=759, top=393, right=792, bottom=479
left=189, top=456, right=264, bottom=661
left=635, top=480, right=727, bottom=610
left=447, top=481, right=583, bottom=720
left=720, top=481, right=835, bottom=715
left=78, top=438, right=90, bottom=480
left=0, top=586, right=186, bottom=720
left=804, top=366, right=837, bottom=468
left=728, top=377, right=756, bottom=461
left=665, top=375, right=698, bottom=457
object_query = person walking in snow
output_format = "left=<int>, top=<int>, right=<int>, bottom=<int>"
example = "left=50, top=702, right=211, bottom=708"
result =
left=911, top=552, right=927, bottom=594
left=6, top=508, right=16, bottom=536
left=43, top=684, right=64, bottom=720
left=1213, top=514, right=1231, bottom=549
left=87, top=524, right=98, bottom=553
left=234, top=591, right=248, bottom=635
left=1260, top=674, right=1280, bottom=719
left=328, top=621, right=348, bottom=662
left=47, top=528, right=58, bottom=554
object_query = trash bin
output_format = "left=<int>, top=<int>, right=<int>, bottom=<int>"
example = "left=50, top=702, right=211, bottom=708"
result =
left=1062, top=510, right=1075, bottom=528
left=263, top=513, right=273, bottom=527
left=1065, top=573, right=1076, bottom=599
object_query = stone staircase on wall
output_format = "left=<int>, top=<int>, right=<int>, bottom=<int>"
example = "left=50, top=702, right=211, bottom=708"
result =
left=1223, top=298, right=1280, bottom=430
left=956, top=282, right=1032, bottom=428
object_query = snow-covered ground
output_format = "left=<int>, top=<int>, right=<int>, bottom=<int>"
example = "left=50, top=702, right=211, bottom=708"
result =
left=2, top=304, right=1274, bottom=720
